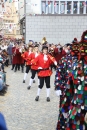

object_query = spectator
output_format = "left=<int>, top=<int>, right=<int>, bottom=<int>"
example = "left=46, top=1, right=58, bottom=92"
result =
left=7, top=43, right=13, bottom=65
left=0, top=113, right=8, bottom=130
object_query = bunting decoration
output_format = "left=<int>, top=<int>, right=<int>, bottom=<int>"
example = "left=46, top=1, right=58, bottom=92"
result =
left=0, top=0, right=87, bottom=32
left=0, top=1, right=87, bottom=15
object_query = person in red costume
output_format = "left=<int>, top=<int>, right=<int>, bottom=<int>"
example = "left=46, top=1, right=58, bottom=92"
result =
left=18, top=44, right=25, bottom=73
left=53, top=44, right=66, bottom=64
left=31, top=45, right=57, bottom=102
left=27, top=44, right=40, bottom=90
left=12, top=43, right=19, bottom=72
left=21, top=45, right=33, bottom=83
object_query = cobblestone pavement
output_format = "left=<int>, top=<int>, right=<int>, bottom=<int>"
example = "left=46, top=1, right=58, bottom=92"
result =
left=0, top=66, right=59, bottom=130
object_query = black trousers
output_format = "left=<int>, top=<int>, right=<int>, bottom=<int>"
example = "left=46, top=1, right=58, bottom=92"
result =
left=39, top=76, right=50, bottom=89
left=25, top=65, right=31, bottom=73
left=31, top=69, right=38, bottom=79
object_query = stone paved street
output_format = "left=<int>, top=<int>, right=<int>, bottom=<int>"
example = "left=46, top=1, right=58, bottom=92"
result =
left=0, top=66, right=59, bottom=130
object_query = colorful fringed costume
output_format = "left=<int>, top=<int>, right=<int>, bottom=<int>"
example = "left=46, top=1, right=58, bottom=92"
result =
left=55, top=31, right=87, bottom=130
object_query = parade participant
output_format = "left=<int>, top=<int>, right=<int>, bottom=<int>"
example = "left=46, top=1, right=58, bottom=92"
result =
left=27, top=44, right=40, bottom=90
left=49, top=46, right=55, bottom=70
left=22, top=45, right=33, bottom=83
left=55, top=41, right=79, bottom=130
left=65, top=30, right=87, bottom=130
left=31, top=45, right=57, bottom=102
left=18, top=44, right=25, bottom=73
left=53, top=44, right=66, bottom=64
left=12, top=43, right=19, bottom=72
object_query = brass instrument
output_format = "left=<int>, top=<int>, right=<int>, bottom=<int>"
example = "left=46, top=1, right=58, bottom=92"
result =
left=42, top=37, right=47, bottom=44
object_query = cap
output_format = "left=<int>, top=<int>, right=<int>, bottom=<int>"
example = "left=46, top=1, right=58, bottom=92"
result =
left=42, top=45, right=48, bottom=51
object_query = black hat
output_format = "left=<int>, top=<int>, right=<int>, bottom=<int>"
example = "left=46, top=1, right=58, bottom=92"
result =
left=34, top=44, right=39, bottom=47
left=66, top=43, right=71, bottom=47
left=29, top=45, right=33, bottom=48
left=42, top=45, right=48, bottom=51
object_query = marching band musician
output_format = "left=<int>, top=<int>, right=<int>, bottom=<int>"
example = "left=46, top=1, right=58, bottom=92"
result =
left=12, top=43, right=19, bottom=72
left=27, top=44, right=40, bottom=90
left=22, top=45, right=33, bottom=83
left=31, top=45, right=57, bottom=102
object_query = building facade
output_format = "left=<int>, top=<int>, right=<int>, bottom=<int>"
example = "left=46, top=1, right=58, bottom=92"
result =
left=25, top=0, right=87, bottom=44
left=18, top=0, right=25, bottom=40
left=0, top=0, right=21, bottom=39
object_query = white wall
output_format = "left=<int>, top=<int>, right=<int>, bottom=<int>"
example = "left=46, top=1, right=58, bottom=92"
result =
left=25, top=15, right=87, bottom=45
left=26, top=0, right=41, bottom=14
left=19, top=0, right=24, bottom=20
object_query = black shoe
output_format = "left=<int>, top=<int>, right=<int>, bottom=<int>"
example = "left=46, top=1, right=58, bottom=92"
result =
left=35, top=96, right=39, bottom=101
left=27, top=86, right=31, bottom=90
left=46, top=97, right=50, bottom=102
left=23, top=80, right=25, bottom=83
left=14, top=70, right=17, bottom=72
left=33, top=80, right=35, bottom=83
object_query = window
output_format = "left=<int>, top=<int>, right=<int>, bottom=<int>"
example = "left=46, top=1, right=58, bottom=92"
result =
left=42, top=1, right=46, bottom=14
left=48, top=1, right=53, bottom=14
left=73, top=1, right=78, bottom=14
left=80, top=1, right=84, bottom=14
left=54, top=1, right=59, bottom=14
left=67, top=1, right=72, bottom=14
left=60, top=1, right=65, bottom=14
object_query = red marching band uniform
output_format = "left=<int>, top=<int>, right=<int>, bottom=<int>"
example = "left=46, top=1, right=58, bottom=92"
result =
left=31, top=53, right=56, bottom=77
left=30, top=45, right=57, bottom=102
left=12, top=46, right=19, bottom=71
left=30, top=53, right=39, bottom=70
left=21, top=45, right=33, bottom=83
left=12, top=46, right=24, bottom=72
left=21, top=51, right=31, bottom=66
left=27, top=51, right=40, bottom=89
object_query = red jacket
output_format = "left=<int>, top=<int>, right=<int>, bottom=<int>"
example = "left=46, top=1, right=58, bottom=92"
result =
left=12, top=47, right=19, bottom=64
left=21, top=51, right=32, bottom=65
left=28, top=53, right=39, bottom=70
left=31, top=53, right=56, bottom=77
left=18, top=50, right=24, bottom=64
left=54, top=48, right=66, bottom=63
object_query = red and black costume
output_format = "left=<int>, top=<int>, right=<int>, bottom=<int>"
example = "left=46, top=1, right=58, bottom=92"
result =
left=21, top=45, right=33, bottom=83
left=31, top=45, right=57, bottom=102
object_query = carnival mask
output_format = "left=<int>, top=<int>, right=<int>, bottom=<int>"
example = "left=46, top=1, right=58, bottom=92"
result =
left=79, top=43, right=87, bottom=56
left=71, top=43, right=79, bottom=56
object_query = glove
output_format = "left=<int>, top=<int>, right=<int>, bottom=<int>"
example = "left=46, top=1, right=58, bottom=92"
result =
left=38, top=67, right=42, bottom=69
left=54, top=61, right=57, bottom=66
left=55, top=90, right=62, bottom=96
